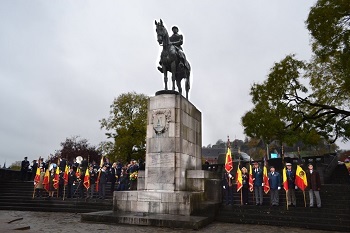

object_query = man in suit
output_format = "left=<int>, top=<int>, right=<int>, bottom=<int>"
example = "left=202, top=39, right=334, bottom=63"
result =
left=268, top=166, right=281, bottom=206
left=286, top=163, right=297, bottom=206
left=110, top=162, right=118, bottom=194
left=252, top=161, right=263, bottom=205
left=306, top=163, right=321, bottom=208
left=88, top=165, right=97, bottom=198
left=67, top=167, right=77, bottom=198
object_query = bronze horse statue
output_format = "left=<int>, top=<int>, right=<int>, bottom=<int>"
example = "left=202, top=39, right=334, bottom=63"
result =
left=155, top=19, right=191, bottom=99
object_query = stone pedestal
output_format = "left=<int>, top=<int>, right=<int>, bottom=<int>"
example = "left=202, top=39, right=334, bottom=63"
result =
left=113, top=92, right=220, bottom=216
left=145, top=93, right=202, bottom=191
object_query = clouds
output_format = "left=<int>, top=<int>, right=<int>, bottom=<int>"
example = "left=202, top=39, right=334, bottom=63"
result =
left=1, top=0, right=346, bottom=165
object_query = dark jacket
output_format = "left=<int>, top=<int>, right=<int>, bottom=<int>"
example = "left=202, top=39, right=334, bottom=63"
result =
left=99, top=170, right=108, bottom=184
left=68, top=171, right=77, bottom=185
left=253, top=168, right=263, bottom=186
left=110, top=167, right=118, bottom=183
left=268, top=172, right=281, bottom=190
left=89, top=169, right=97, bottom=184
left=286, top=169, right=296, bottom=188
left=222, top=172, right=234, bottom=189
left=306, top=170, right=321, bottom=191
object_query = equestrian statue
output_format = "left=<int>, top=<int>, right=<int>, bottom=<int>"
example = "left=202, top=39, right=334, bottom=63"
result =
left=155, top=19, right=191, bottom=99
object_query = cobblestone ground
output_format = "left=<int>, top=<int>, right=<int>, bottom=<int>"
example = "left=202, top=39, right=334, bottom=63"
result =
left=0, top=211, right=343, bottom=233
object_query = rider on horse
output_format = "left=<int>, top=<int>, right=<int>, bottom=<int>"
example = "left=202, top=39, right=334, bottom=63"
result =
left=157, top=26, right=189, bottom=73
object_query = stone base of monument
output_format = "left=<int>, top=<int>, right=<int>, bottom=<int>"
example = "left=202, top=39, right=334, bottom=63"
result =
left=81, top=210, right=211, bottom=230
left=81, top=93, right=222, bottom=229
left=81, top=170, right=221, bottom=229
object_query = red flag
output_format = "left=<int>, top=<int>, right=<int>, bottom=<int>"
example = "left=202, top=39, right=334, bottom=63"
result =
left=225, top=148, right=233, bottom=173
left=83, top=168, right=90, bottom=190
left=295, top=165, right=307, bottom=191
left=63, top=165, right=69, bottom=185
left=53, top=168, right=60, bottom=190
left=236, top=166, right=243, bottom=192
left=42, top=168, right=50, bottom=192
left=249, top=164, right=254, bottom=192
left=263, top=165, right=270, bottom=194
left=283, top=167, right=289, bottom=191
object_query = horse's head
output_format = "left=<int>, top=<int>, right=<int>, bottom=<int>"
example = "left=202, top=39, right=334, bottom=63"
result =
left=155, top=19, right=168, bottom=45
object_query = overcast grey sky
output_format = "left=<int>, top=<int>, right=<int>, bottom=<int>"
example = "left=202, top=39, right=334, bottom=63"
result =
left=1, top=0, right=348, bottom=165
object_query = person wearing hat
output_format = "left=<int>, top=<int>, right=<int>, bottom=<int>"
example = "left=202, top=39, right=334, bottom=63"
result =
left=306, top=164, right=321, bottom=208
left=157, top=25, right=188, bottom=73
left=268, top=166, right=281, bottom=206
left=285, top=163, right=297, bottom=207
left=21, top=156, right=30, bottom=181
left=87, top=165, right=97, bottom=198
left=252, top=161, right=264, bottom=205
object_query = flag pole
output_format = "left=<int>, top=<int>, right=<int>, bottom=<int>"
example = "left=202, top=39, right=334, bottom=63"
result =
left=63, top=185, right=66, bottom=201
left=32, top=184, right=36, bottom=199
left=32, top=156, right=40, bottom=199
left=297, top=147, right=306, bottom=207
left=281, top=145, right=288, bottom=211
left=239, top=148, right=242, bottom=205
left=56, top=157, right=60, bottom=198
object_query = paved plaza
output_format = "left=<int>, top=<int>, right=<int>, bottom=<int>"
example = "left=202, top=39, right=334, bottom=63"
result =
left=0, top=210, right=343, bottom=233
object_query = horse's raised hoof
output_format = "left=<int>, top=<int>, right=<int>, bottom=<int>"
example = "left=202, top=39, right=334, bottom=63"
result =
left=157, top=66, right=163, bottom=73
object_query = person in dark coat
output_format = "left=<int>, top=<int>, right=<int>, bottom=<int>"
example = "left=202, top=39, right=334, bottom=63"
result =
left=21, top=157, right=30, bottom=181
left=98, top=165, right=108, bottom=199
left=116, top=161, right=123, bottom=182
left=127, top=160, right=139, bottom=190
left=110, top=162, right=118, bottom=193
left=285, top=163, right=297, bottom=206
left=67, top=167, right=77, bottom=198
left=48, top=169, right=56, bottom=198
left=117, top=167, right=128, bottom=191
left=268, top=166, right=281, bottom=206
left=252, top=162, right=263, bottom=205
left=241, top=167, right=249, bottom=205
left=222, top=171, right=234, bottom=205
left=58, top=170, right=65, bottom=198
left=88, top=166, right=97, bottom=198
left=306, top=164, right=321, bottom=208
left=31, top=160, right=38, bottom=181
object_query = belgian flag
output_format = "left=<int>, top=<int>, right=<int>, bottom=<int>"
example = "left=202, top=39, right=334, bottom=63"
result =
left=295, top=165, right=307, bottom=191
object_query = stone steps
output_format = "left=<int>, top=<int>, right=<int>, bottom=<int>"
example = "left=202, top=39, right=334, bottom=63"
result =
left=217, top=184, right=350, bottom=232
left=0, top=181, right=113, bottom=213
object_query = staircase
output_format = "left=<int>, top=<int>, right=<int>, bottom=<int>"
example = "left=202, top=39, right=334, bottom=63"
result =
left=216, top=184, right=350, bottom=232
left=0, top=181, right=113, bottom=213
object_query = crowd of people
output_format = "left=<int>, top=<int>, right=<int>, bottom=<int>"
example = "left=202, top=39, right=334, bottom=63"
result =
left=22, top=155, right=325, bottom=208
left=21, top=156, right=145, bottom=200
left=222, top=162, right=322, bottom=208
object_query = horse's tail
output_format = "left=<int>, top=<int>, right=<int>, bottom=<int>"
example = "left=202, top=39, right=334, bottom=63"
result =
left=186, top=68, right=190, bottom=91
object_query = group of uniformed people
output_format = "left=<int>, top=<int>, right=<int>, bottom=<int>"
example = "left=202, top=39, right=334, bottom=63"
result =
left=223, top=161, right=322, bottom=208
left=31, top=156, right=142, bottom=200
